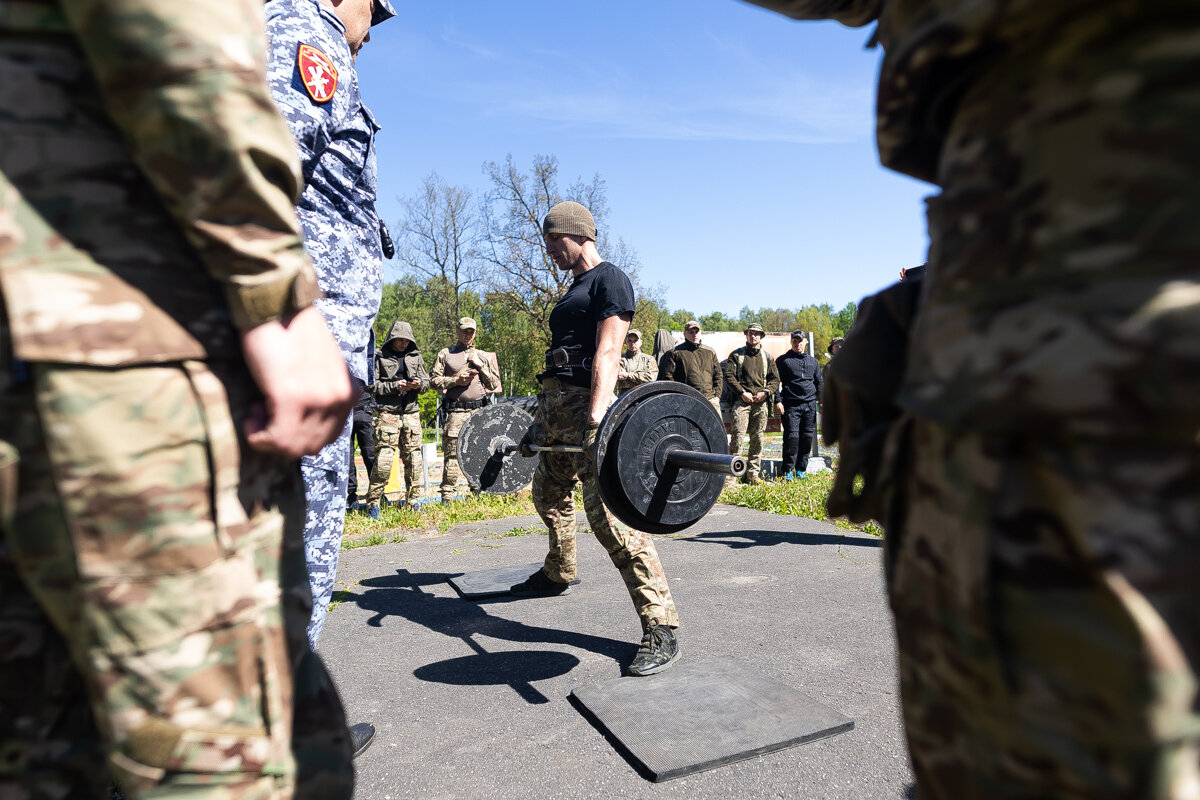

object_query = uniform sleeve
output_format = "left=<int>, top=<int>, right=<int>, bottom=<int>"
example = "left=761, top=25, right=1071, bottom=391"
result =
left=60, top=0, right=321, bottom=330
left=739, top=0, right=881, bottom=26
left=415, top=354, right=431, bottom=393
left=765, top=353, right=781, bottom=395
left=475, top=350, right=500, bottom=391
left=632, top=354, right=656, bottom=385
left=429, top=348, right=454, bottom=391
left=813, top=357, right=823, bottom=405
left=710, top=351, right=723, bottom=396
left=487, top=353, right=502, bottom=394
left=724, top=353, right=746, bottom=396
left=262, top=7, right=333, bottom=172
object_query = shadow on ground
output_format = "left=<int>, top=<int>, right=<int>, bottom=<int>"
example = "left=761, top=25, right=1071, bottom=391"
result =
left=680, top=528, right=882, bottom=550
left=348, top=569, right=637, bottom=704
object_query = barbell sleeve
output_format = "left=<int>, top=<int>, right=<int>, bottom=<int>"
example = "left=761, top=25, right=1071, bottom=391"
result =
left=499, top=442, right=746, bottom=477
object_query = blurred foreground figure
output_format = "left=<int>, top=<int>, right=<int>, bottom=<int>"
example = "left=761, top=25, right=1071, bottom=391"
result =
left=747, top=1, right=1200, bottom=797
left=0, top=0, right=357, bottom=796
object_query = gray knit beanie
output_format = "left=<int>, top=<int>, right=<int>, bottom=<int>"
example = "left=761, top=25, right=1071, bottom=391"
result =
left=542, top=201, right=596, bottom=242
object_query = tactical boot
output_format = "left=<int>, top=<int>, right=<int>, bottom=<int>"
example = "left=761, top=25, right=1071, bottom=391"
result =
left=366, top=504, right=381, bottom=520
left=349, top=722, right=375, bottom=759
left=509, top=569, right=571, bottom=597
left=628, top=622, right=680, bottom=677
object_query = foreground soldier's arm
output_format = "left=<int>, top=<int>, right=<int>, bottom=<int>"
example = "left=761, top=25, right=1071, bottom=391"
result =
left=590, top=313, right=633, bottom=426
left=59, top=0, right=352, bottom=457
left=738, top=0, right=881, bottom=25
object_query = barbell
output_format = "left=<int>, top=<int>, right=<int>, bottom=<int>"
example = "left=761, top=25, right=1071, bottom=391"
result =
left=456, top=383, right=744, bottom=533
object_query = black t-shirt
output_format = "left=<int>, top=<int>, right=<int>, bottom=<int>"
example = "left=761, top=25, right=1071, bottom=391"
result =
left=545, top=261, right=635, bottom=387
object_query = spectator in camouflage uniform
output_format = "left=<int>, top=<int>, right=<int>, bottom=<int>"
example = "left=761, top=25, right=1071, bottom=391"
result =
left=616, top=328, right=658, bottom=396
left=748, top=1, right=1200, bottom=797
left=429, top=318, right=501, bottom=502
left=0, top=1, right=357, bottom=796
left=366, top=320, right=429, bottom=517
left=723, top=323, right=780, bottom=484
left=510, top=201, right=681, bottom=677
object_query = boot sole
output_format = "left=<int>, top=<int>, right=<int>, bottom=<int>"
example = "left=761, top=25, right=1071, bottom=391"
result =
left=628, top=648, right=681, bottom=677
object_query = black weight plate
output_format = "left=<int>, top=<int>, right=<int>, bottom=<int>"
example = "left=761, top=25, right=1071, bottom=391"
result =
left=596, top=383, right=727, bottom=534
left=456, top=403, right=538, bottom=494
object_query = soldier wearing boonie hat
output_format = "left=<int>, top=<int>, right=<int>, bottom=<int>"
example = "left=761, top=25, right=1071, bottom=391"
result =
left=723, top=322, right=780, bottom=483
left=430, top=316, right=501, bottom=502
left=618, top=327, right=657, bottom=397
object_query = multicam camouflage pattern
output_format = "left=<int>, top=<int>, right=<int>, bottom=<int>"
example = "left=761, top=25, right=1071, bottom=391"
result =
left=366, top=411, right=424, bottom=505
left=616, top=350, right=657, bottom=396
left=0, top=356, right=353, bottom=798
left=0, top=0, right=321, bottom=364
left=747, top=0, right=1200, bottom=796
left=728, top=400, right=768, bottom=479
left=0, top=1, right=353, bottom=795
left=891, top=418, right=1200, bottom=799
left=438, top=409, right=474, bottom=500
left=531, top=384, right=679, bottom=630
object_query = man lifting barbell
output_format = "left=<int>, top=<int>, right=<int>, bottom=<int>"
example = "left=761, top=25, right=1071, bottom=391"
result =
left=511, top=201, right=681, bottom=677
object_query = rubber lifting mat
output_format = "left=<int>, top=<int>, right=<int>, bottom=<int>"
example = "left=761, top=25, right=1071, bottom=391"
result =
left=570, top=656, right=853, bottom=781
left=446, top=562, right=580, bottom=600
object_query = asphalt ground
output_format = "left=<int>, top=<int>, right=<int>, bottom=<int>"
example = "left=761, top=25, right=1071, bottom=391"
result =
left=319, top=504, right=913, bottom=799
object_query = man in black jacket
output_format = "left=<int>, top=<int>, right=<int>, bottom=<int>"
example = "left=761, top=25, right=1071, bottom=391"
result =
left=346, top=384, right=377, bottom=507
left=774, top=330, right=822, bottom=477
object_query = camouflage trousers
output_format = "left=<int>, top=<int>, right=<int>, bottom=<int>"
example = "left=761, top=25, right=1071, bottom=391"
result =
left=439, top=408, right=474, bottom=500
left=0, top=357, right=353, bottom=799
left=300, top=424, right=351, bottom=649
left=889, top=418, right=1200, bottom=799
left=728, top=400, right=768, bottom=478
left=365, top=410, right=423, bottom=506
left=531, top=383, right=678, bottom=630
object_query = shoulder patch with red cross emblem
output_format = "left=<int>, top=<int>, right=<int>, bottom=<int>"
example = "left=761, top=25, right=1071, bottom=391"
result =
left=297, top=43, right=337, bottom=104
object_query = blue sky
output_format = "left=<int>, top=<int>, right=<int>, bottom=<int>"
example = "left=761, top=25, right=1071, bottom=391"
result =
left=356, top=0, right=932, bottom=316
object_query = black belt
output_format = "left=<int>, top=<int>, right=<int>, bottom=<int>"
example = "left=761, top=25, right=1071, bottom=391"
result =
left=448, top=399, right=486, bottom=411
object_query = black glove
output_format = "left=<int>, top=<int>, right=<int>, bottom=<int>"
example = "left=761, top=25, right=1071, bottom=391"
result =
left=518, top=422, right=545, bottom=458
left=824, top=278, right=921, bottom=524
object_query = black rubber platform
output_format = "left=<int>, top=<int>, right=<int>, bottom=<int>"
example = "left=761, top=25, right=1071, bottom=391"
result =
left=446, top=562, right=580, bottom=600
left=570, top=656, right=853, bottom=782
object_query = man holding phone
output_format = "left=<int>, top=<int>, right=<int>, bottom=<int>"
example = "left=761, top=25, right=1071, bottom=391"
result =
left=429, top=318, right=501, bottom=502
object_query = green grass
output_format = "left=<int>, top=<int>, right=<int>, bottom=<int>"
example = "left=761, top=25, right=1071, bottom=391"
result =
left=719, top=471, right=883, bottom=537
left=342, top=490, right=536, bottom=548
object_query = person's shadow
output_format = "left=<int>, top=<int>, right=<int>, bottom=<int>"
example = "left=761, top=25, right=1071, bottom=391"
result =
left=680, top=528, right=883, bottom=550
left=349, top=569, right=637, bottom=704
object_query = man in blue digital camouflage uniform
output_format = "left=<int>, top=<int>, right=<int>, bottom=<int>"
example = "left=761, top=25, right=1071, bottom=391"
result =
left=265, top=0, right=396, bottom=758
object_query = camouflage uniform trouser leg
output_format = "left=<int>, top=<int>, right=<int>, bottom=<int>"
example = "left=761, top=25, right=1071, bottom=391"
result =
left=0, top=358, right=353, bottom=799
left=301, top=423, right=351, bottom=649
left=440, top=409, right=471, bottom=500
left=365, top=411, right=397, bottom=507
left=530, top=386, right=678, bottom=630
left=366, top=411, right=423, bottom=506
left=729, top=400, right=767, bottom=477
left=396, top=412, right=424, bottom=501
left=890, top=418, right=1200, bottom=799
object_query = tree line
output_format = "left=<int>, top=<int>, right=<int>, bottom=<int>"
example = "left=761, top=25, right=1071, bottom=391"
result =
left=375, top=154, right=858, bottom=398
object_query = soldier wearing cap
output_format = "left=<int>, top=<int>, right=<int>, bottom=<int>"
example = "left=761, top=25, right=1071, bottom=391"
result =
left=264, top=0, right=396, bottom=756
left=430, top=317, right=502, bottom=501
left=659, top=319, right=724, bottom=418
left=724, top=323, right=780, bottom=483
left=511, top=200, right=681, bottom=678
left=617, top=328, right=658, bottom=396
left=774, top=330, right=822, bottom=477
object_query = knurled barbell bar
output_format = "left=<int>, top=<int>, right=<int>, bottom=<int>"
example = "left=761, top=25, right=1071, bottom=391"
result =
left=457, top=383, right=744, bottom=533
